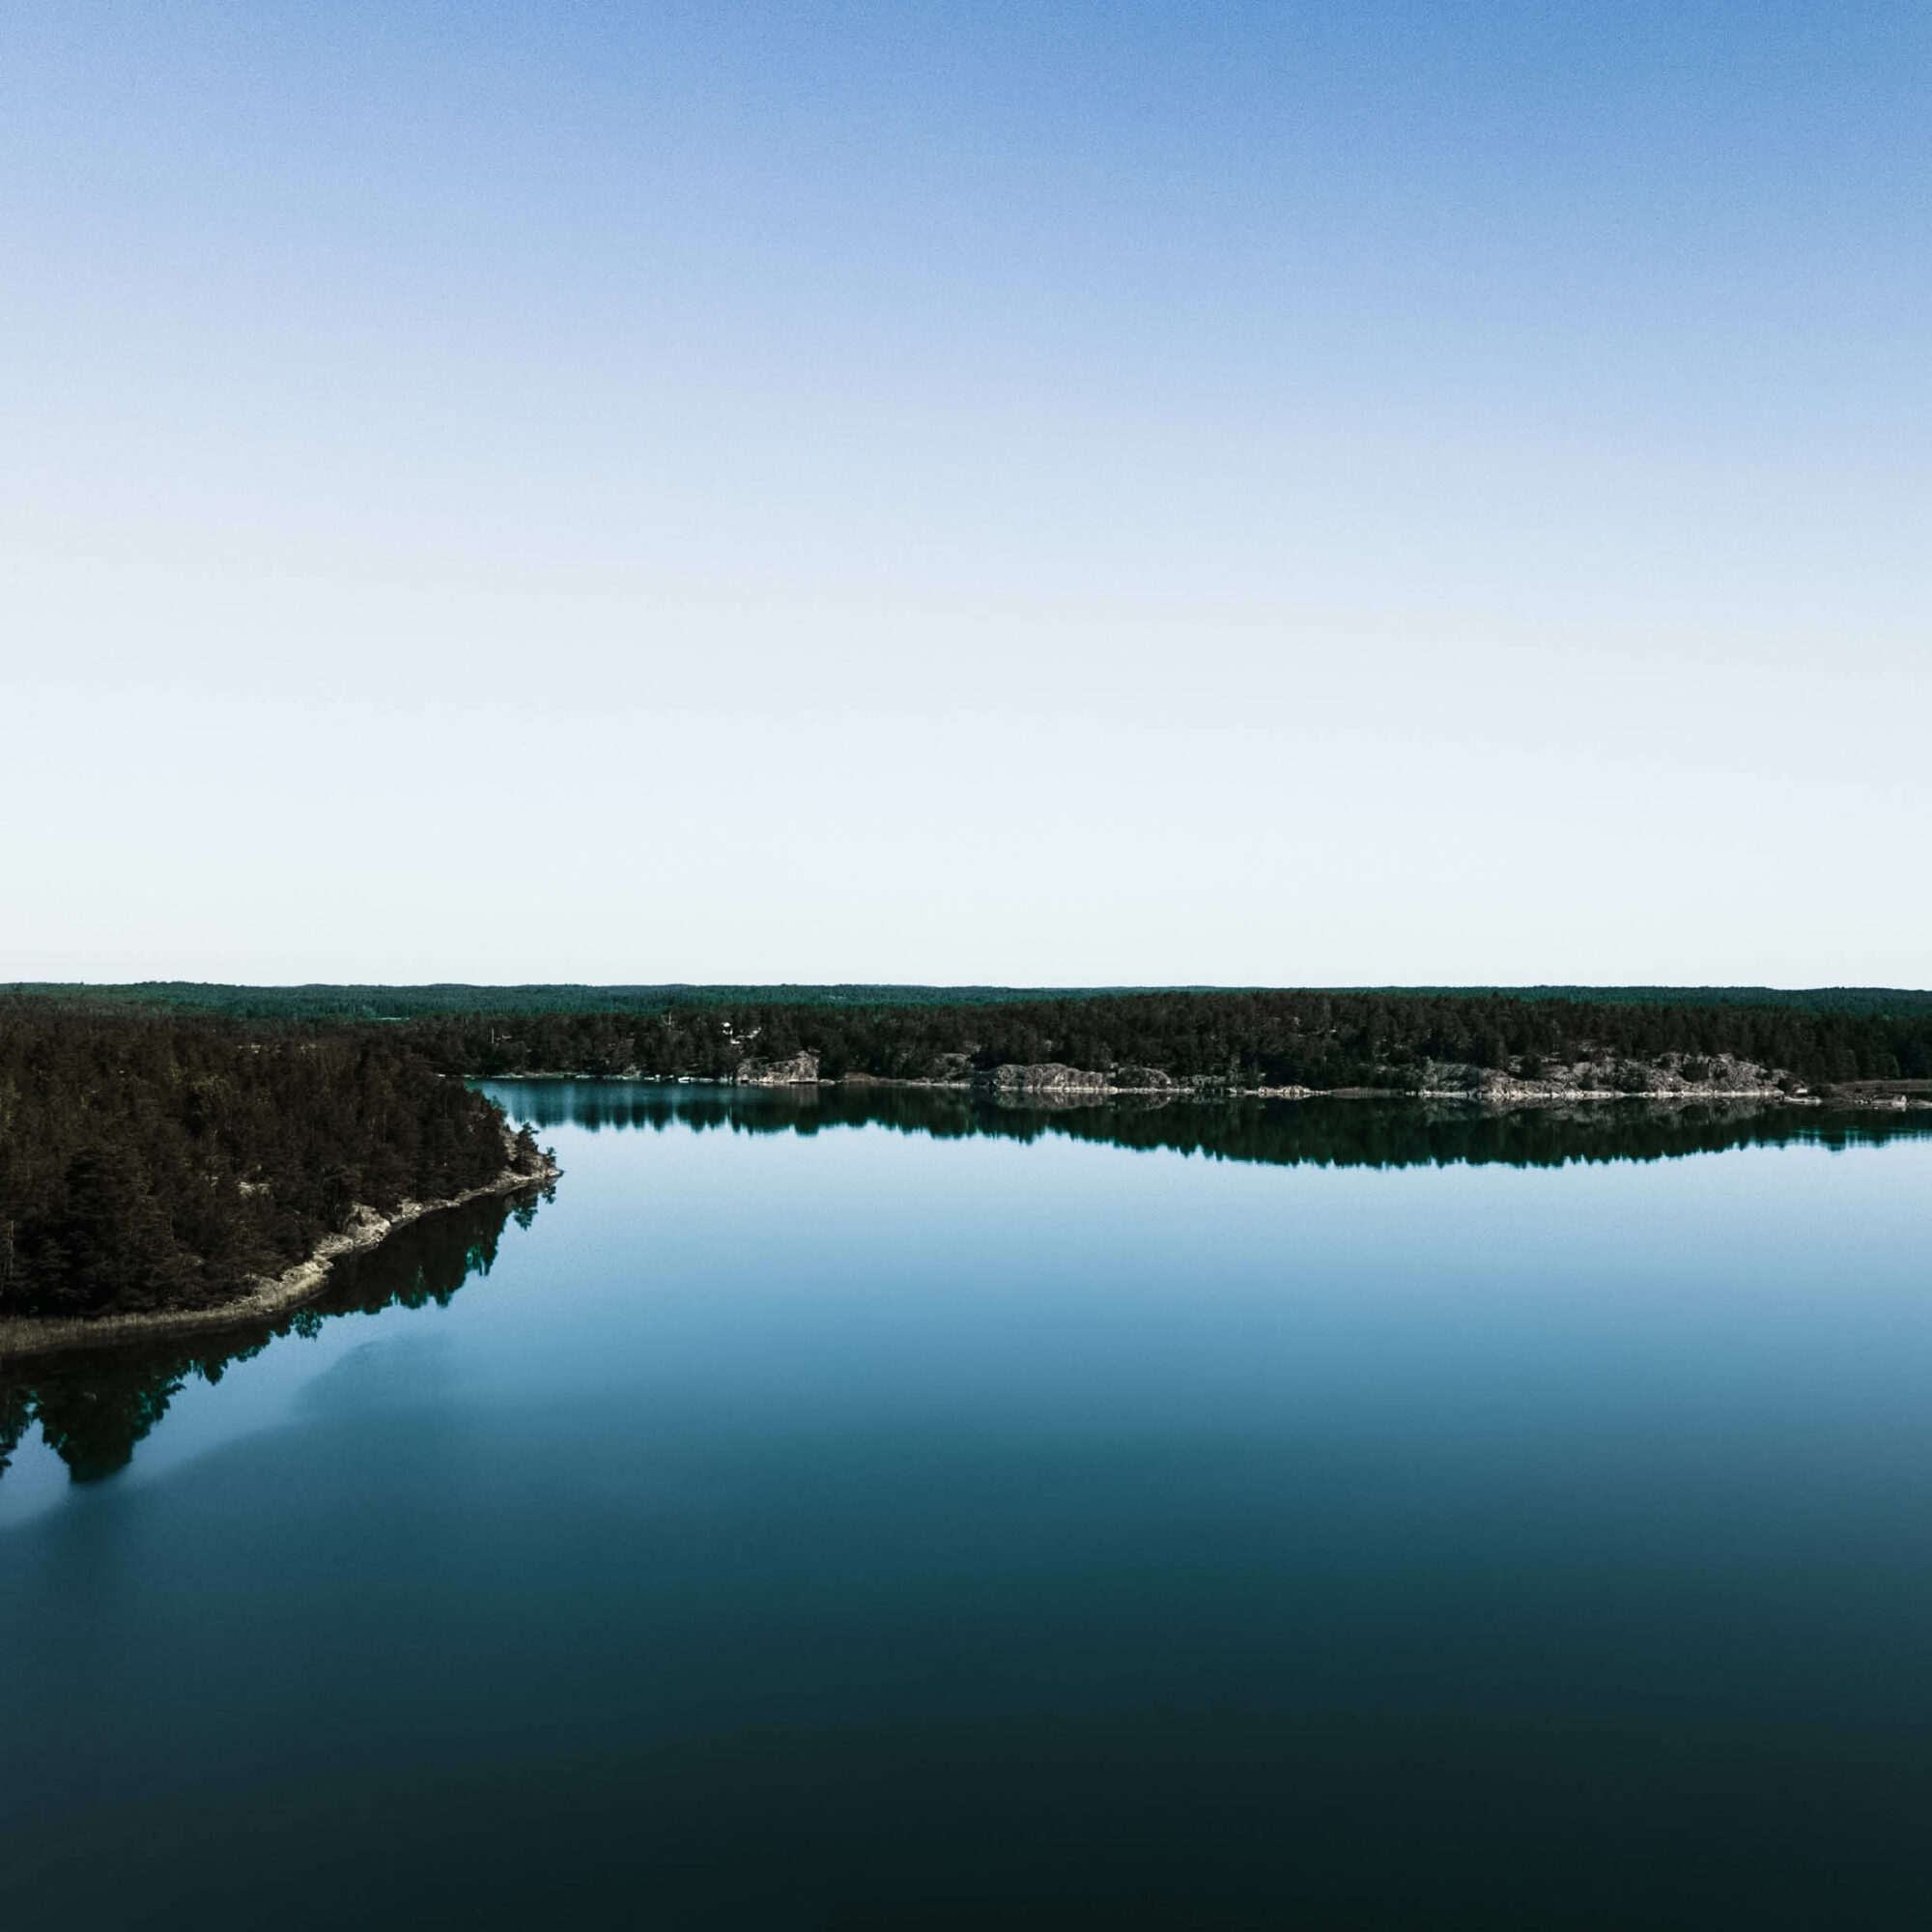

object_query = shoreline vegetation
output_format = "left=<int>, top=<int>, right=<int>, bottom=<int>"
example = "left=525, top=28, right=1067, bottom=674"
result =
left=409, top=986, right=1932, bottom=1109
left=0, top=1007, right=557, bottom=1336
left=4, top=985, right=1930, bottom=1348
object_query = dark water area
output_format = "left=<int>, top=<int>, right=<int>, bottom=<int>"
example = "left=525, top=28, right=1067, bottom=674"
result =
left=5, top=1087, right=1931, bottom=1928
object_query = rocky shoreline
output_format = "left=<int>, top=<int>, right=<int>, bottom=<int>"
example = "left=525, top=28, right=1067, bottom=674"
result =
left=486, top=1054, right=1929, bottom=1110
left=0, top=1152, right=561, bottom=1363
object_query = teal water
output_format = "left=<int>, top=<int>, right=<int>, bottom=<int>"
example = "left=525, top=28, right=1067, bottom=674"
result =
left=4, top=1087, right=1931, bottom=1928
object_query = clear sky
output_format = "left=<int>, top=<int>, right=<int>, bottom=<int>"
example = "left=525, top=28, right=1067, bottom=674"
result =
left=4, top=2, right=1926, bottom=986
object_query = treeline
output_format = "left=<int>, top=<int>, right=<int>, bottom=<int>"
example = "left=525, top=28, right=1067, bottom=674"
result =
left=0, top=1006, right=529, bottom=1321
left=11, top=980, right=1931, bottom=1023
left=1368, top=985, right=1932, bottom=1018
left=0, top=981, right=1108, bottom=1021
left=407, top=989, right=1932, bottom=1089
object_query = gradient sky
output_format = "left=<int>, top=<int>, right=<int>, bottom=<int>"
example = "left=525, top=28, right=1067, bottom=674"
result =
left=4, top=2, right=1927, bottom=985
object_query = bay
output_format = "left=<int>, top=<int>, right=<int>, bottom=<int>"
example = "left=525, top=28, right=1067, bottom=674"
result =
left=4, top=1085, right=1931, bottom=1928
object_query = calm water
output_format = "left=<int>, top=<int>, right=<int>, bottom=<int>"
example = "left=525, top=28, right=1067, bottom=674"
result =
left=5, top=1087, right=1932, bottom=1928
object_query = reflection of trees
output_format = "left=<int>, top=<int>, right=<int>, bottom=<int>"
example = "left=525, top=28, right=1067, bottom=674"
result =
left=26, top=1352, right=214, bottom=1483
left=14, top=1086, right=1924, bottom=1491
left=490, top=1080, right=1932, bottom=1171
left=0, top=1383, right=31, bottom=1481
left=1, top=1183, right=551, bottom=1487
left=995, top=1095, right=1932, bottom=1169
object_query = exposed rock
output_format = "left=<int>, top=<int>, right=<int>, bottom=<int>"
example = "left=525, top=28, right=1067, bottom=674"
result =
left=1119, top=1066, right=1186, bottom=1092
left=979, top=1062, right=1205, bottom=1095
left=1413, top=1053, right=1800, bottom=1104
left=979, top=1063, right=1112, bottom=1097
left=735, top=1051, right=820, bottom=1086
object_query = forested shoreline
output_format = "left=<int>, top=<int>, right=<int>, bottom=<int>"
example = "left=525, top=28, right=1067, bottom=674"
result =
left=405, top=988, right=1932, bottom=1093
left=0, top=1007, right=545, bottom=1321
left=4, top=986, right=1928, bottom=1328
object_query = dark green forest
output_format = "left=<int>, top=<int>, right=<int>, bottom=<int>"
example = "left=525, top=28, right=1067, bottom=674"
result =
left=408, top=988, right=1932, bottom=1090
left=0, top=1007, right=537, bottom=1321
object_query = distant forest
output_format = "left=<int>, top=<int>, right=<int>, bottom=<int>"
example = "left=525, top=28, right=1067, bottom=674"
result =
left=0, top=1008, right=536, bottom=1321
left=408, top=989, right=1932, bottom=1090
left=8, top=981, right=1932, bottom=1022
left=0, top=981, right=1119, bottom=1020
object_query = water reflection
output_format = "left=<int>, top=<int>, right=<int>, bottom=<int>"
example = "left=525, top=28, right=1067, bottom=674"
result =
left=8, top=1089, right=1924, bottom=1492
left=492, top=1078, right=1932, bottom=1169
left=1, top=1184, right=551, bottom=1486
left=6, top=1082, right=1931, bottom=1925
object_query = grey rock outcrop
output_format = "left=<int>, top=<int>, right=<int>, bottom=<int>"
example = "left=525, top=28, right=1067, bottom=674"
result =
left=974, top=1063, right=1195, bottom=1104
left=978, top=1063, right=1112, bottom=1097
left=734, top=1052, right=820, bottom=1086
left=1415, top=1053, right=1798, bottom=1103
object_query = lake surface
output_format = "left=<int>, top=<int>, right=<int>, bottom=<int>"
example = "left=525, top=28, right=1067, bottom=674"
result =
left=5, top=1086, right=1932, bottom=1928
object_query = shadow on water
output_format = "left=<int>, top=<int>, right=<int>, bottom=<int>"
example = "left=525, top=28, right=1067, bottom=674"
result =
left=0, top=1183, right=552, bottom=1487
left=495, top=1078, right=1932, bottom=1170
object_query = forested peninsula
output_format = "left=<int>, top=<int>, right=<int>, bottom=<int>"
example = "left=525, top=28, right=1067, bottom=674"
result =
left=0, top=1007, right=554, bottom=1336
left=4, top=985, right=1928, bottom=1340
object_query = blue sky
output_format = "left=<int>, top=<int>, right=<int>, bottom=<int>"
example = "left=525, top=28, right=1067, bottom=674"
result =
left=4, top=3, right=1927, bottom=984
